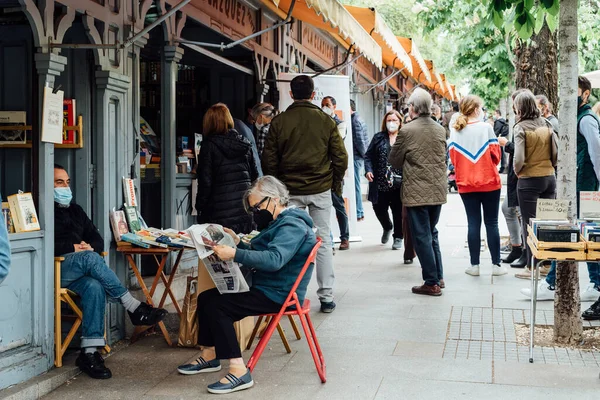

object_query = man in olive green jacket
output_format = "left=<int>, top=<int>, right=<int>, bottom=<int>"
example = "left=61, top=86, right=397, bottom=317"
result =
left=389, top=88, right=447, bottom=297
left=262, top=75, right=348, bottom=313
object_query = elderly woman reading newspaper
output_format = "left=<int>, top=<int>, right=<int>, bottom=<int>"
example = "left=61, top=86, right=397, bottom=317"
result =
left=177, top=176, right=317, bottom=395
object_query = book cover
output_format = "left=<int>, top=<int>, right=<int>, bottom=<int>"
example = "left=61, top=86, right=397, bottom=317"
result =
left=41, top=87, right=64, bottom=144
left=124, top=205, right=142, bottom=232
left=121, top=233, right=150, bottom=248
left=1, top=202, right=14, bottom=233
left=7, top=192, right=40, bottom=232
left=62, top=99, right=76, bottom=144
left=122, top=178, right=138, bottom=207
left=110, top=209, right=129, bottom=242
left=139, top=237, right=168, bottom=248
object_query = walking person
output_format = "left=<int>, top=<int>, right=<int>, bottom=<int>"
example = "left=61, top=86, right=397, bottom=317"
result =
left=365, top=110, right=414, bottom=261
left=196, top=103, right=260, bottom=234
left=512, top=91, right=558, bottom=272
left=322, top=96, right=350, bottom=251
left=350, top=99, right=369, bottom=222
left=262, top=75, right=348, bottom=313
left=448, top=95, right=505, bottom=277
left=493, top=109, right=509, bottom=173
left=389, top=89, right=447, bottom=295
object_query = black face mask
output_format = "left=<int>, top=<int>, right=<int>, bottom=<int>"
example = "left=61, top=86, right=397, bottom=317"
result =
left=252, top=198, right=274, bottom=231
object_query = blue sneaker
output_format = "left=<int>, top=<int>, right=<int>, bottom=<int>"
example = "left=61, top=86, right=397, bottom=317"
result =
left=207, top=370, right=254, bottom=394
left=177, top=357, right=221, bottom=375
left=320, top=301, right=336, bottom=313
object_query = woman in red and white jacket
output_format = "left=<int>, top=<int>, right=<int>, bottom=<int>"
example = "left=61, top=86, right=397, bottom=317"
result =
left=448, top=95, right=505, bottom=277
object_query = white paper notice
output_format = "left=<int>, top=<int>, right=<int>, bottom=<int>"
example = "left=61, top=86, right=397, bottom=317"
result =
left=580, top=191, right=600, bottom=220
left=536, top=199, right=569, bottom=220
left=41, top=86, right=64, bottom=144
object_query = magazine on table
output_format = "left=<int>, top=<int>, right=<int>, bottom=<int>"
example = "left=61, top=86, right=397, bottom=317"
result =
left=186, top=224, right=249, bottom=294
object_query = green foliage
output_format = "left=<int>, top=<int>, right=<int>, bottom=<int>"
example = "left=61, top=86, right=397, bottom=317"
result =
left=490, top=0, right=559, bottom=39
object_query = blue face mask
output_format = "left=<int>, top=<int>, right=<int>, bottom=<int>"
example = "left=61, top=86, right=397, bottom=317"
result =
left=54, top=187, right=73, bottom=206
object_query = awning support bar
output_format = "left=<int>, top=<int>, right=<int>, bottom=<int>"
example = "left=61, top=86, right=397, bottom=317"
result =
left=311, top=44, right=357, bottom=79
left=123, top=0, right=191, bottom=48
left=361, top=68, right=403, bottom=94
left=176, top=0, right=296, bottom=51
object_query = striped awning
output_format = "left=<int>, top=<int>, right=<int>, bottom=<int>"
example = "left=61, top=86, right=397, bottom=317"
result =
left=397, top=37, right=431, bottom=84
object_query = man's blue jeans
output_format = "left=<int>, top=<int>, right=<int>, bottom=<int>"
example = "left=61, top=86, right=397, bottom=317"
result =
left=61, top=251, right=128, bottom=348
left=546, top=261, right=600, bottom=289
left=354, top=158, right=365, bottom=219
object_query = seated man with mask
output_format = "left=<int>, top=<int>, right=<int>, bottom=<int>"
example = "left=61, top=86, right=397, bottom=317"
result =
left=53, top=164, right=167, bottom=379
left=176, top=175, right=316, bottom=395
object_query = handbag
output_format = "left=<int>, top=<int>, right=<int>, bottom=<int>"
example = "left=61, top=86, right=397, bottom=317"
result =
left=385, top=165, right=402, bottom=189
left=177, top=275, right=199, bottom=348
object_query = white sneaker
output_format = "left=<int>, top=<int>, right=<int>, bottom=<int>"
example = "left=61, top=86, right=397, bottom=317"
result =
left=520, top=281, right=555, bottom=301
left=465, top=265, right=480, bottom=276
left=581, top=284, right=600, bottom=302
left=492, top=264, right=508, bottom=276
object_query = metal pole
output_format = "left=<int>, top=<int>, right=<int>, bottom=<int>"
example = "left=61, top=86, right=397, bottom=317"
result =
left=122, top=0, right=192, bottom=48
left=49, top=43, right=120, bottom=49
left=362, top=69, right=403, bottom=94
left=176, top=0, right=296, bottom=51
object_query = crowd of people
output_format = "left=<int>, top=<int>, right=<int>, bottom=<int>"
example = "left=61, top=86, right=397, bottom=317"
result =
left=1, top=74, right=599, bottom=395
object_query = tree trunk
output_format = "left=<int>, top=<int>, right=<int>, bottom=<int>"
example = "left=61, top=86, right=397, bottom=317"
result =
left=554, top=0, right=582, bottom=344
left=513, top=22, right=558, bottom=108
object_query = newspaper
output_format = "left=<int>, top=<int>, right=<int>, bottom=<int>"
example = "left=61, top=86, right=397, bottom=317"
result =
left=186, top=224, right=249, bottom=294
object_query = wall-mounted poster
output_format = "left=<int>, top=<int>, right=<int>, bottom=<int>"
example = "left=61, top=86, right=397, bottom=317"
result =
left=41, top=86, right=64, bottom=144
left=0, top=111, right=27, bottom=144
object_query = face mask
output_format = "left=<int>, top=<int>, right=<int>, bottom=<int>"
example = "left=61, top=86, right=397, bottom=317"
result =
left=54, top=187, right=72, bottom=206
left=322, top=106, right=334, bottom=117
left=253, top=199, right=274, bottom=231
left=255, top=122, right=265, bottom=130
left=386, top=122, right=399, bottom=132
left=477, top=108, right=485, bottom=121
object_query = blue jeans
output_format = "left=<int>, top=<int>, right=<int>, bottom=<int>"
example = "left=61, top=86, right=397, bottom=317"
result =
left=61, top=251, right=128, bottom=348
left=406, top=205, right=444, bottom=286
left=354, top=158, right=365, bottom=219
left=460, top=190, right=501, bottom=266
left=546, top=261, right=600, bottom=288
left=331, top=191, right=349, bottom=241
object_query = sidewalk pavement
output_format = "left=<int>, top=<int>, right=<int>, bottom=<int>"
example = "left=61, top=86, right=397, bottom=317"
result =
left=40, top=191, right=600, bottom=399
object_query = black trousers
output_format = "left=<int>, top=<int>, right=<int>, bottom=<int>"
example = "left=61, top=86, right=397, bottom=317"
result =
left=373, top=188, right=403, bottom=239
left=517, top=176, right=556, bottom=267
left=406, top=205, right=444, bottom=286
left=197, top=288, right=282, bottom=359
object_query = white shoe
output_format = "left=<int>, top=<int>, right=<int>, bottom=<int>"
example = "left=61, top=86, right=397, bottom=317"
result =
left=581, top=284, right=600, bottom=302
left=492, top=264, right=508, bottom=276
left=520, top=281, right=555, bottom=301
left=465, top=265, right=480, bottom=276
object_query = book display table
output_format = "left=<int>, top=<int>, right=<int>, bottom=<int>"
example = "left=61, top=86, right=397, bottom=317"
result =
left=117, top=246, right=185, bottom=345
left=526, top=225, right=588, bottom=363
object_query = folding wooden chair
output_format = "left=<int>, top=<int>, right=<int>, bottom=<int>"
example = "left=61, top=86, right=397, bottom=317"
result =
left=54, top=252, right=111, bottom=367
left=246, top=238, right=326, bottom=383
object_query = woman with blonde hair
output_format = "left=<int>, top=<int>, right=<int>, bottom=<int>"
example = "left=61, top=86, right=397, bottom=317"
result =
left=195, top=103, right=260, bottom=234
left=365, top=110, right=415, bottom=262
left=448, top=95, right=505, bottom=277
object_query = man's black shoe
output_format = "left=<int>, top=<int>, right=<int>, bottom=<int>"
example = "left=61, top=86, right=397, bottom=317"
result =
left=510, top=252, right=528, bottom=268
left=76, top=351, right=112, bottom=379
left=582, top=299, right=600, bottom=320
left=502, top=246, right=523, bottom=264
left=128, top=302, right=168, bottom=326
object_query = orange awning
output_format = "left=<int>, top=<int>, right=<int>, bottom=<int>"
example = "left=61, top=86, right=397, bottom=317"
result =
left=263, top=0, right=382, bottom=69
left=344, top=6, right=412, bottom=74
left=397, top=37, right=431, bottom=84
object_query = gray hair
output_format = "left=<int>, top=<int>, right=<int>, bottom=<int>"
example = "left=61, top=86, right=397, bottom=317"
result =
left=244, top=176, right=290, bottom=211
left=250, top=103, right=275, bottom=119
left=535, top=94, right=553, bottom=113
left=408, top=88, right=433, bottom=116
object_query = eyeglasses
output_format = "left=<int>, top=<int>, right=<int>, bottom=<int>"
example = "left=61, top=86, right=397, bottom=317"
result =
left=248, top=196, right=269, bottom=213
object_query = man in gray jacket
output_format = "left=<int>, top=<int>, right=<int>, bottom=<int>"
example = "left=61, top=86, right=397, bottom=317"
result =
left=389, top=88, right=447, bottom=296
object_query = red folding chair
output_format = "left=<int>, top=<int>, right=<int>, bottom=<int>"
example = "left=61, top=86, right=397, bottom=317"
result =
left=246, top=238, right=326, bottom=383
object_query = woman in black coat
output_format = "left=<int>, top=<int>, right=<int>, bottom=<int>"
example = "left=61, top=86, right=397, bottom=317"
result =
left=364, top=110, right=415, bottom=263
left=195, top=103, right=259, bottom=234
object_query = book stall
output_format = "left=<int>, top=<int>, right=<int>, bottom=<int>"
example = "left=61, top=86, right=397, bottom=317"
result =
left=526, top=194, right=600, bottom=363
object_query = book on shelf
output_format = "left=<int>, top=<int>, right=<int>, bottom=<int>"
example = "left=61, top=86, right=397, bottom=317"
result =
left=62, top=99, right=76, bottom=144
left=123, top=177, right=138, bottom=207
left=110, top=208, right=129, bottom=242
left=120, top=232, right=150, bottom=248
left=7, top=191, right=40, bottom=232
left=124, top=204, right=142, bottom=232
left=0, top=111, right=27, bottom=144
left=1, top=202, right=15, bottom=233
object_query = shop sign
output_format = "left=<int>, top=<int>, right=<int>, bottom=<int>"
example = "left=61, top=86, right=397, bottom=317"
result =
left=202, top=0, right=257, bottom=37
left=301, top=25, right=335, bottom=65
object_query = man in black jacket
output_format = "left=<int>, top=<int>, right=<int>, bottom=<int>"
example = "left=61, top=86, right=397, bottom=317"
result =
left=493, top=109, right=509, bottom=173
left=54, top=164, right=167, bottom=380
left=350, top=99, right=369, bottom=222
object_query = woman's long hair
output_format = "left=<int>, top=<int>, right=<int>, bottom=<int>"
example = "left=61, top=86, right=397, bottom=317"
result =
left=514, top=92, right=541, bottom=122
left=380, top=110, right=403, bottom=133
left=453, top=95, right=482, bottom=131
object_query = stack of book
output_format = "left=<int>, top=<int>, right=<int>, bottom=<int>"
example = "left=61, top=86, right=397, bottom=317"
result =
left=579, top=221, right=600, bottom=242
left=530, top=218, right=580, bottom=243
